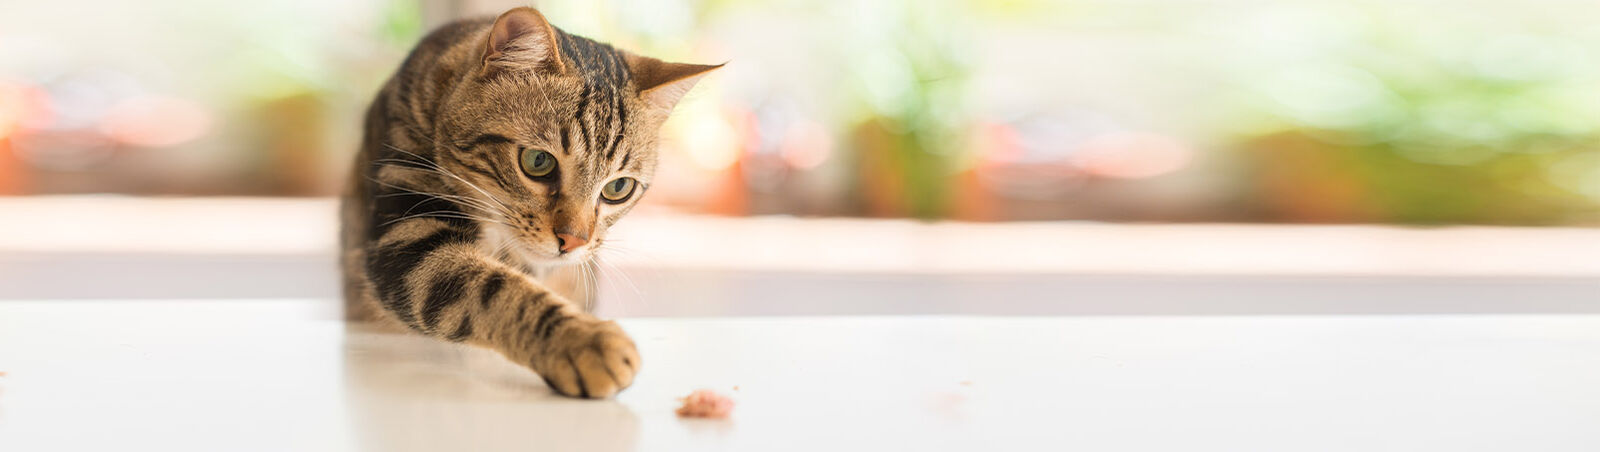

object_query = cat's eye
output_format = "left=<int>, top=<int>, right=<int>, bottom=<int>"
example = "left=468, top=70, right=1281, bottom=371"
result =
left=600, top=177, right=637, bottom=203
left=520, top=148, right=556, bottom=178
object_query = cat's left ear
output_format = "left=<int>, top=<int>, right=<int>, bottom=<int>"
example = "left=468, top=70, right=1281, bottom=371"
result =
left=626, top=55, right=724, bottom=113
left=482, top=7, right=565, bottom=75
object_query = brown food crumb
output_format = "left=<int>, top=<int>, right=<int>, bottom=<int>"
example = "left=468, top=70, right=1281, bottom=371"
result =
left=676, top=389, right=734, bottom=418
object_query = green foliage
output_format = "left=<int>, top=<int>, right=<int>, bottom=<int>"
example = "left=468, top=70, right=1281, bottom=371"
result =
left=833, top=0, right=977, bottom=218
left=380, top=0, right=425, bottom=48
left=1226, top=4, right=1600, bottom=223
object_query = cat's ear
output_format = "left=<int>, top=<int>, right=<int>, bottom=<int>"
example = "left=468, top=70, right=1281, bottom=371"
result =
left=626, top=55, right=723, bottom=113
left=482, top=7, right=565, bottom=75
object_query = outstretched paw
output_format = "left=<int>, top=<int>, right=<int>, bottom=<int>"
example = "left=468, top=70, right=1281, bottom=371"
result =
left=531, top=318, right=640, bottom=398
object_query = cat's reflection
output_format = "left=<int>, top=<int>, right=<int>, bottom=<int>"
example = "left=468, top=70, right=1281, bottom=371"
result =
left=340, top=323, right=638, bottom=452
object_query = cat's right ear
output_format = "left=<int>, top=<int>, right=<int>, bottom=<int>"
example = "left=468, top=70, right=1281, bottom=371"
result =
left=482, top=7, right=565, bottom=76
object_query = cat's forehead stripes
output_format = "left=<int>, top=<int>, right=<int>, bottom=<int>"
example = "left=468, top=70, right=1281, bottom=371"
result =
left=555, top=28, right=631, bottom=99
left=554, top=28, right=632, bottom=169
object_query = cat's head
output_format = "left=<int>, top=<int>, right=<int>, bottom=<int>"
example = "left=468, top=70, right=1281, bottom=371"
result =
left=431, top=7, right=719, bottom=265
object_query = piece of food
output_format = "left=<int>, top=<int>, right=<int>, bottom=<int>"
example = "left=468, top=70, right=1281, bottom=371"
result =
left=676, top=389, right=734, bottom=418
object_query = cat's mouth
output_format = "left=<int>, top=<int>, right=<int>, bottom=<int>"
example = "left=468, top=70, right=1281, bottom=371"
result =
left=507, top=238, right=589, bottom=267
left=486, top=226, right=595, bottom=267
left=483, top=223, right=589, bottom=267
left=540, top=248, right=592, bottom=265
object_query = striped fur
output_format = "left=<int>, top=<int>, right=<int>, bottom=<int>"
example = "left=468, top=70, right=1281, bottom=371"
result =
left=340, top=7, right=717, bottom=398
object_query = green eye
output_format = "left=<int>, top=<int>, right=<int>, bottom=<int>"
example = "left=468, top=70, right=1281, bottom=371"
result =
left=600, top=177, right=637, bottom=203
left=520, top=148, right=556, bottom=178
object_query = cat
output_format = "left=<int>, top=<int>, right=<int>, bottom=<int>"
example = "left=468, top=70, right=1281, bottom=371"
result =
left=340, top=6, right=719, bottom=398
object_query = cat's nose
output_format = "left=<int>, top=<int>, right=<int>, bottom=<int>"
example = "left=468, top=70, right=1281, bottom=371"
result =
left=555, top=232, right=588, bottom=253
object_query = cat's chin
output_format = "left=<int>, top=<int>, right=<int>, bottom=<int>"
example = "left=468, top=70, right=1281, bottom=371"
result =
left=526, top=253, right=590, bottom=267
left=505, top=243, right=589, bottom=269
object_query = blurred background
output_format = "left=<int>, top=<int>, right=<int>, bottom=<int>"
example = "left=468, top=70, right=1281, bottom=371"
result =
left=1, top=0, right=1596, bottom=315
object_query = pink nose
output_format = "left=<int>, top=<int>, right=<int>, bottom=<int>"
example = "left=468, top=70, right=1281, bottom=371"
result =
left=556, top=233, right=588, bottom=253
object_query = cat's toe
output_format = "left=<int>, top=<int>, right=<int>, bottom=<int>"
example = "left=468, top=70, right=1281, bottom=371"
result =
left=535, top=319, right=639, bottom=398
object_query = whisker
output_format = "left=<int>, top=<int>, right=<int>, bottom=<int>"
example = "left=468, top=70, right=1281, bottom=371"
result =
left=573, top=258, right=595, bottom=313
left=371, top=157, right=513, bottom=214
left=366, top=178, right=513, bottom=232
left=594, top=254, right=643, bottom=307
left=587, top=242, right=644, bottom=316
left=380, top=144, right=516, bottom=213
left=590, top=240, right=662, bottom=315
left=381, top=211, right=515, bottom=228
left=380, top=212, right=507, bottom=227
left=368, top=173, right=503, bottom=209
left=368, top=161, right=510, bottom=214
left=367, top=174, right=510, bottom=219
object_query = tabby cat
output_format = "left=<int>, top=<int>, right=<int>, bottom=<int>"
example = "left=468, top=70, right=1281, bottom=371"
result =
left=341, top=6, right=719, bottom=398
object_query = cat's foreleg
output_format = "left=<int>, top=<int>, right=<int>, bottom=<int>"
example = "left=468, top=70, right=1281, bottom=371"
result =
left=363, top=217, right=640, bottom=398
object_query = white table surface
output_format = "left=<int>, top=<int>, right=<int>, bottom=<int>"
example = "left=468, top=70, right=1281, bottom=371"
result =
left=2, top=299, right=1598, bottom=451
